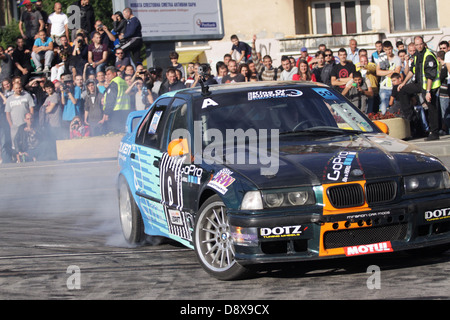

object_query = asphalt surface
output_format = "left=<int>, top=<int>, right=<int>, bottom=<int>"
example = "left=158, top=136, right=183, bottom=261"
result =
left=0, top=151, right=450, bottom=304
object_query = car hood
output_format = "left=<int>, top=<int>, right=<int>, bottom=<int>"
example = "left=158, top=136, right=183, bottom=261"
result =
left=218, top=133, right=446, bottom=189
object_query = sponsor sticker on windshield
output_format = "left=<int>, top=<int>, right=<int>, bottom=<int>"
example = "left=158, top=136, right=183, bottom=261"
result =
left=312, top=88, right=339, bottom=100
left=248, top=89, right=303, bottom=101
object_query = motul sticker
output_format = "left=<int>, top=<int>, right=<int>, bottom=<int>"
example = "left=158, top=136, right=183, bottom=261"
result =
left=344, top=241, right=393, bottom=256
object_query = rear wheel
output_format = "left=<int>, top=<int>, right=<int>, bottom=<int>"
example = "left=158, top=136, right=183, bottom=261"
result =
left=118, top=177, right=145, bottom=245
left=194, top=195, right=250, bottom=280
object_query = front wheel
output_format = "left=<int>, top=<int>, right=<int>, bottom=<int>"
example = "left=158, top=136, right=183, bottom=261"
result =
left=194, top=195, right=250, bottom=280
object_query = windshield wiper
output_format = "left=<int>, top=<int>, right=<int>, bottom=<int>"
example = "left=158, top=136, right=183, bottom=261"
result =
left=280, top=126, right=364, bottom=136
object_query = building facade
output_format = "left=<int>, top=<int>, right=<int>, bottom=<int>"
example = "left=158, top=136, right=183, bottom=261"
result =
left=177, top=0, right=450, bottom=69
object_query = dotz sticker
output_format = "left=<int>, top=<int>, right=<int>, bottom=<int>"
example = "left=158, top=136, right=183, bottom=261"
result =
left=259, top=225, right=306, bottom=239
left=424, top=207, right=450, bottom=222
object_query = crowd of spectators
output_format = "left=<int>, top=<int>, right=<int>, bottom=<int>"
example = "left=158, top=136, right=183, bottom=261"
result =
left=0, top=1, right=447, bottom=164
left=0, top=1, right=145, bottom=163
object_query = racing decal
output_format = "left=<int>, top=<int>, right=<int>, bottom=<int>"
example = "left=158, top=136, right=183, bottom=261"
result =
left=201, top=98, right=219, bottom=109
left=207, top=169, right=235, bottom=195
left=344, top=210, right=391, bottom=222
left=182, top=165, right=203, bottom=185
left=148, top=110, right=163, bottom=134
left=119, top=142, right=132, bottom=156
left=167, top=209, right=192, bottom=240
left=424, top=207, right=450, bottom=222
left=140, top=198, right=169, bottom=234
left=247, top=89, right=303, bottom=101
left=312, top=87, right=339, bottom=100
left=344, top=241, right=393, bottom=256
left=323, top=151, right=362, bottom=183
left=259, top=225, right=307, bottom=239
left=160, top=152, right=192, bottom=240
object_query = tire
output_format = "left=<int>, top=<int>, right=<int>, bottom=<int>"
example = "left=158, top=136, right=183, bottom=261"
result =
left=194, top=195, right=250, bottom=280
left=118, top=177, right=145, bottom=245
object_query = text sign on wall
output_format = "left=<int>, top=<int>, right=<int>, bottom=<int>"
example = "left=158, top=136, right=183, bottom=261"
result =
left=124, top=0, right=224, bottom=41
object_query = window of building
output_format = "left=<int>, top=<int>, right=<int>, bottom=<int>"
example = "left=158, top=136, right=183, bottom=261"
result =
left=390, top=0, right=438, bottom=32
left=312, top=1, right=372, bottom=35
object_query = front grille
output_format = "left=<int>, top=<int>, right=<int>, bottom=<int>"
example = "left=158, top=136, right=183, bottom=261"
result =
left=327, top=184, right=364, bottom=208
left=366, top=181, right=397, bottom=204
left=324, top=223, right=408, bottom=249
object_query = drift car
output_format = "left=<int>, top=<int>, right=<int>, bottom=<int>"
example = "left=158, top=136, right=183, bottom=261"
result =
left=118, top=81, right=450, bottom=280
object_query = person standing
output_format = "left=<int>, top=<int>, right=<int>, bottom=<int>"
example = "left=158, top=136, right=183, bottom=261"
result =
left=47, top=2, right=70, bottom=46
left=221, top=60, right=246, bottom=83
left=398, top=36, right=441, bottom=140
left=61, top=74, right=82, bottom=137
left=5, top=83, right=35, bottom=149
left=376, top=41, right=401, bottom=115
left=331, top=48, right=356, bottom=93
left=70, top=0, right=95, bottom=41
left=347, top=39, right=360, bottom=65
left=0, top=46, right=14, bottom=83
left=12, top=38, right=33, bottom=85
left=19, top=2, right=44, bottom=50
left=158, top=68, right=186, bottom=95
left=102, top=66, right=131, bottom=133
left=279, top=56, right=298, bottom=81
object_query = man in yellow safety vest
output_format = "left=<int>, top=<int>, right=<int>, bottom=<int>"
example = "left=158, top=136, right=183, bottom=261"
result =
left=398, top=36, right=441, bottom=140
left=102, top=66, right=131, bottom=133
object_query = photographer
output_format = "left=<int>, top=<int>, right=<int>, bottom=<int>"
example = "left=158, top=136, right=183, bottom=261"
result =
left=192, top=64, right=218, bottom=87
left=69, top=33, right=88, bottom=78
left=61, top=74, right=82, bottom=138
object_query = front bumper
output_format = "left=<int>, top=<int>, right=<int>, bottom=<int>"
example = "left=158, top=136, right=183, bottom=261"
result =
left=228, top=195, right=450, bottom=265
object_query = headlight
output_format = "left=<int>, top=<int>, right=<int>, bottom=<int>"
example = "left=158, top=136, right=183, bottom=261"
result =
left=404, top=171, right=450, bottom=194
left=241, top=191, right=263, bottom=210
left=262, top=188, right=315, bottom=208
left=241, top=188, right=316, bottom=210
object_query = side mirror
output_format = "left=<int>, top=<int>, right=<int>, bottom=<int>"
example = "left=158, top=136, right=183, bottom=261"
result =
left=168, top=138, right=189, bottom=157
left=373, top=120, right=389, bottom=134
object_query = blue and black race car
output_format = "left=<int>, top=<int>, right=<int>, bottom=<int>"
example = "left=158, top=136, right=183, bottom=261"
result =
left=118, top=80, right=450, bottom=280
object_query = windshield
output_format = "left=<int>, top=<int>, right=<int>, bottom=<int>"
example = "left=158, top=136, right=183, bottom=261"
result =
left=194, top=86, right=376, bottom=146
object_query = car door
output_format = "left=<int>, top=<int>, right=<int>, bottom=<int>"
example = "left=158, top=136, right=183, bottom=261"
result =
left=130, top=97, right=172, bottom=237
left=158, top=98, right=197, bottom=243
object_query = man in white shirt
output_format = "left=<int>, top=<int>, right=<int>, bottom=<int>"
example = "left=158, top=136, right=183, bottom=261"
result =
left=280, top=56, right=297, bottom=81
left=47, top=2, right=69, bottom=46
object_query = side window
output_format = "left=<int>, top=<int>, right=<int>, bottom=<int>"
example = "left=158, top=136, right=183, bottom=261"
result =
left=162, top=98, right=191, bottom=154
left=135, top=97, right=172, bottom=148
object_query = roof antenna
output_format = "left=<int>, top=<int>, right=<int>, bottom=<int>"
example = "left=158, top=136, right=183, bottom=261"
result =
left=198, top=65, right=211, bottom=96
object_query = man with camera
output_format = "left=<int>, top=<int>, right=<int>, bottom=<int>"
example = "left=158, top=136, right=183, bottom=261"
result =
left=69, top=33, right=88, bottom=77
left=61, top=74, right=82, bottom=138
